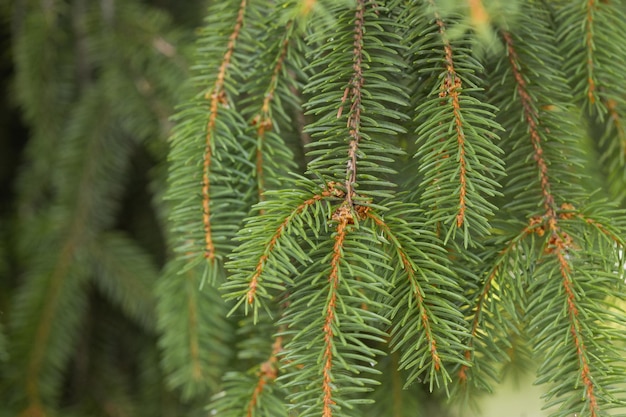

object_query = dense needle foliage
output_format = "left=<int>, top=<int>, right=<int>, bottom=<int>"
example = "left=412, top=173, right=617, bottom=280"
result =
left=2, top=1, right=626, bottom=417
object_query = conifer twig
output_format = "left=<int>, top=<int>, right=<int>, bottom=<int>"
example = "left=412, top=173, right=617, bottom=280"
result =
left=252, top=22, right=293, bottom=201
left=368, top=211, right=442, bottom=372
left=202, top=0, right=248, bottom=261
left=458, top=222, right=536, bottom=381
left=322, top=206, right=351, bottom=417
left=584, top=0, right=598, bottom=104
left=246, top=190, right=334, bottom=306
left=246, top=334, right=283, bottom=417
left=503, top=31, right=556, bottom=219
left=343, top=0, right=365, bottom=207
left=432, top=3, right=468, bottom=228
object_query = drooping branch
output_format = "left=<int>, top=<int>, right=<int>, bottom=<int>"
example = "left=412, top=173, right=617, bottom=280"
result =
left=432, top=7, right=468, bottom=228
left=26, top=240, right=77, bottom=411
left=584, top=0, right=598, bottom=104
left=252, top=22, right=293, bottom=200
left=246, top=334, right=283, bottom=417
left=368, top=211, right=441, bottom=372
left=24, top=112, right=109, bottom=412
left=342, top=0, right=365, bottom=207
left=557, top=250, right=598, bottom=417
left=322, top=205, right=350, bottom=417
left=458, top=223, right=537, bottom=381
left=490, top=32, right=601, bottom=415
left=245, top=189, right=334, bottom=306
left=503, top=31, right=556, bottom=220
left=202, top=0, right=248, bottom=261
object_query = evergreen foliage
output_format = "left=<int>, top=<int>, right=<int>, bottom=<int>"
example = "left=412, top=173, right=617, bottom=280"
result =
left=2, top=0, right=626, bottom=417
left=1, top=0, right=205, bottom=415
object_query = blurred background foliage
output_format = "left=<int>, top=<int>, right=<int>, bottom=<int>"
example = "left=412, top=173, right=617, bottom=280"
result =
left=0, top=0, right=210, bottom=415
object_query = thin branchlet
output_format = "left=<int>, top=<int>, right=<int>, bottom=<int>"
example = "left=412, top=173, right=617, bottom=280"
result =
left=202, top=0, right=248, bottom=261
left=246, top=190, right=332, bottom=305
left=368, top=211, right=442, bottom=372
left=464, top=32, right=601, bottom=415
left=431, top=4, right=468, bottom=228
left=585, top=0, right=597, bottom=104
left=252, top=22, right=293, bottom=201
left=246, top=334, right=283, bottom=417
left=343, top=0, right=365, bottom=207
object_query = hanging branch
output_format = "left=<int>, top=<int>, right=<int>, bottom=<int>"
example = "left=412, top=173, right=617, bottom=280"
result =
left=246, top=334, right=284, bottom=417
left=583, top=0, right=597, bottom=104
left=251, top=23, right=293, bottom=201
left=500, top=37, right=594, bottom=411
left=202, top=0, right=248, bottom=262
left=368, top=211, right=442, bottom=373
left=343, top=0, right=365, bottom=206
left=411, top=2, right=504, bottom=246
left=458, top=18, right=626, bottom=415
left=503, top=32, right=556, bottom=219
left=435, top=8, right=468, bottom=228
left=242, top=187, right=335, bottom=310
left=458, top=222, right=537, bottom=382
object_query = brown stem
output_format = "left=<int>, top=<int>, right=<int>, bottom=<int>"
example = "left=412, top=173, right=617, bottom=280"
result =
left=343, top=0, right=365, bottom=207
left=202, top=0, right=248, bottom=261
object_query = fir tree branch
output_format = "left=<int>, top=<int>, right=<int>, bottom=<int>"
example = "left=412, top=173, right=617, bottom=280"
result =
left=502, top=31, right=600, bottom=417
left=244, top=188, right=334, bottom=308
left=18, top=91, right=129, bottom=412
left=577, top=210, right=626, bottom=246
left=463, top=27, right=620, bottom=415
left=251, top=22, right=293, bottom=201
left=583, top=0, right=598, bottom=104
left=321, top=206, right=350, bottom=417
left=89, top=232, right=158, bottom=331
left=202, top=0, right=248, bottom=262
left=505, top=31, right=600, bottom=411
left=458, top=222, right=536, bottom=382
left=342, top=0, right=365, bottom=207
left=25, top=239, right=78, bottom=411
left=367, top=211, right=442, bottom=373
left=555, top=242, right=598, bottom=417
left=433, top=15, right=469, bottom=229
left=410, top=2, right=504, bottom=245
left=247, top=334, right=283, bottom=417
left=502, top=31, right=556, bottom=219
left=157, top=259, right=233, bottom=400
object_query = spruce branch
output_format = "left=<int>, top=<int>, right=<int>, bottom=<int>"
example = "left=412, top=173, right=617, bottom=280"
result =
left=502, top=31, right=556, bottom=218
left=202, top=0, right=249, bottom=262
left=207, top=309, right=290, bottom=417
left=342, top=0, right=365, bottom=207
left=157, top=260, right=233, bottom=400
left=88, top=232, right=158, bottom=331
left=246, top=334, right=284, bottom=417
left=557, top=0, right=626, bottom=204
left=410, top=2, right=504, bottom=246
left=457, top=222, right=536, bottom=384
left=457, top=14, right=626, bottom=414
left=249, top=21, right=295, bottom=200
left=373, top=202, right=470, bottom=391
left=224, top=183, right=337, bottom=318
left=321, top=205, right=352, bottom=417
left=8, top=87, right=135, bottom=414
